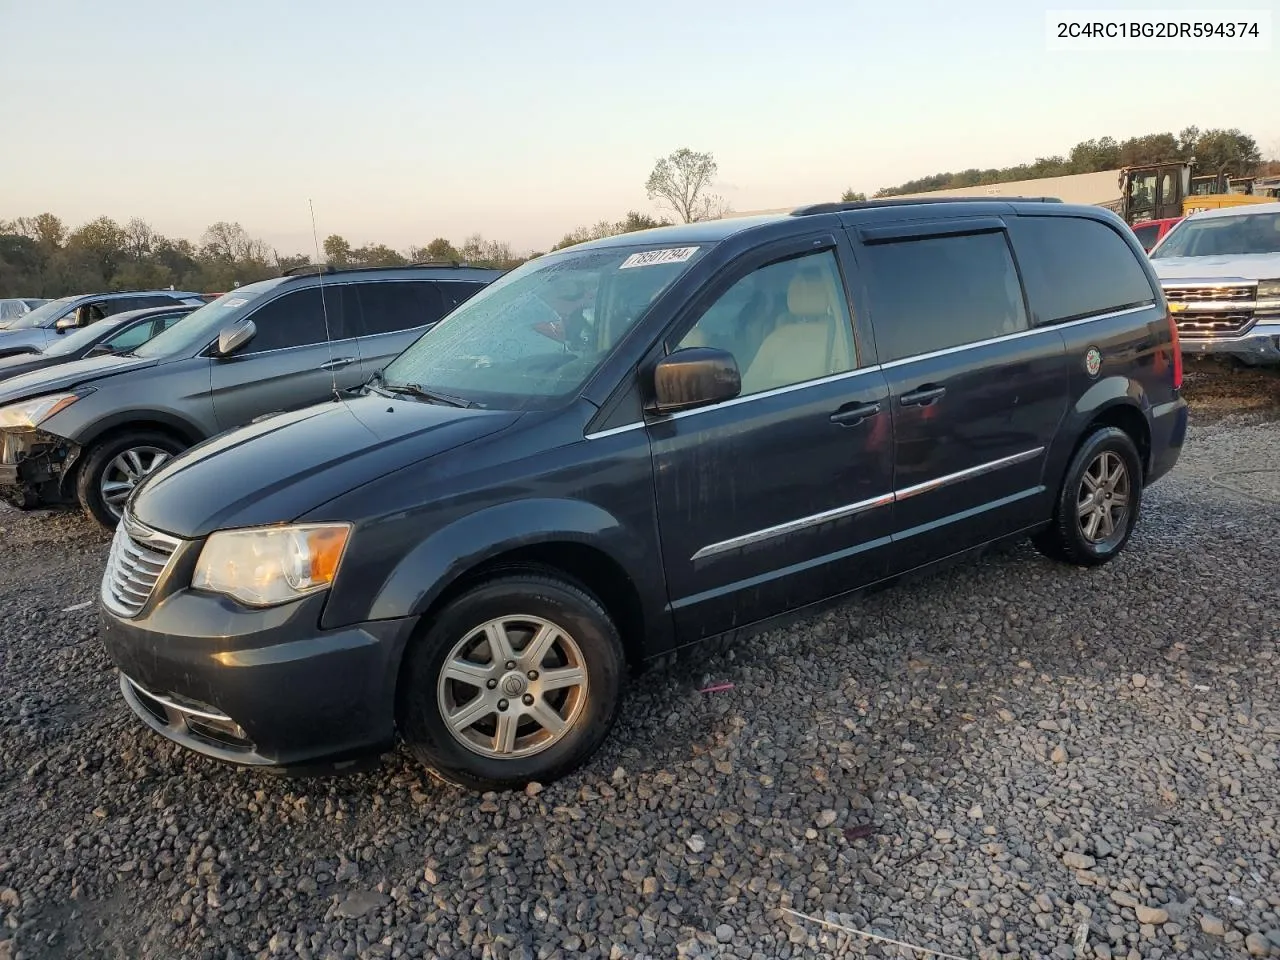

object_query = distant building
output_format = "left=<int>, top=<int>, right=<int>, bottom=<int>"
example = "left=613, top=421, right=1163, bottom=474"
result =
left=723, top=169, right=1126, bottom=218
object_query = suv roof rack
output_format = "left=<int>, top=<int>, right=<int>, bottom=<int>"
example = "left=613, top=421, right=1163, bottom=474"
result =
left=792, top=196, right=1065, bottom=216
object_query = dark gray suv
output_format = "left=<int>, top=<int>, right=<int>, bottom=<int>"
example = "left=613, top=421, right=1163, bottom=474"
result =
left=0, top=264, right=500, bottom=525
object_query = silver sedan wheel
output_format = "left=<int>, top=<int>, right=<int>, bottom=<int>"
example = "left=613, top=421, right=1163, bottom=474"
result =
left=437, top=615, right=589, bottom=759
left=100, top=446, right=172, bottom=519
left=1077, top=450, right=1130, bottom=543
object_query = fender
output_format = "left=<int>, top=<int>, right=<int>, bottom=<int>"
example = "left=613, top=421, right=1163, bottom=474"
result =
left=1042, top=374, right=1150, bottom=487
left=360, top=497, right=663, bottom=630
left=71, top=409, right=207, bottom=449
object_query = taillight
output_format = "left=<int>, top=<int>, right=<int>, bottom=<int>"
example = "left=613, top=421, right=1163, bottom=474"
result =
left=1167, top=308, right=1183, bottom=389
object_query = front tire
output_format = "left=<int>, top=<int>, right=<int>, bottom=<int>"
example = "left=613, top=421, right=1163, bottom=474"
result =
left=76, top=431, right=185, bottom=530
left=1033, top=425, right=1143, bottom=567
left=397, top=571, right=625, bottom=791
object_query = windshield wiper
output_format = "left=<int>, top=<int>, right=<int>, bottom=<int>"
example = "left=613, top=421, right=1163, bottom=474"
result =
left=382, top=382, right=475, bottom=408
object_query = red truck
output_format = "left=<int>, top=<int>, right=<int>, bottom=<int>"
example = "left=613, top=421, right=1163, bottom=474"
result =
left=1131, top=216, right=1182, bottom=253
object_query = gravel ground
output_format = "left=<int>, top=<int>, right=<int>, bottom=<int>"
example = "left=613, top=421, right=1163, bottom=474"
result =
left=0, top=376, right=1277, bottom=960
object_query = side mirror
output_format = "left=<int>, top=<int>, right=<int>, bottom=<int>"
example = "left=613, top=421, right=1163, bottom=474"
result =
left=651, top=347, right=741, bottom=414
left=88, top=343, right=115, bottom=356
left=215, top=319, right=256, bottom=357
left=55, top=316, right=77, bottom=333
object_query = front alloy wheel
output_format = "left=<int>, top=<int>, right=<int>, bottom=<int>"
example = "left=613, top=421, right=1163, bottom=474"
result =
left=100, top=446, right=172, bottom=519
left=437, top=615, right=589, bottom=759
left=76, top=430, right=186, bottom=530
left=398, top=569, right=625, bottom=791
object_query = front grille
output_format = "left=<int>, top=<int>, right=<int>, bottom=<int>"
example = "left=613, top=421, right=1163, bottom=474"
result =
left=1176, top=312, right=1256, bottom=338
left=1163, top=284, right=1255, bottom=304
left=101, top=514, right=181, bottom=617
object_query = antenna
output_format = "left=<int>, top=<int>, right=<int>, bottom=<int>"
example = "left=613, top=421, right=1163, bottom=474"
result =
left=308, top=199, right=340, bottom=399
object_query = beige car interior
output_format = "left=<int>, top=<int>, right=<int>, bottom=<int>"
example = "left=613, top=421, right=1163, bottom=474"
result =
left=679, top=256, right=856, bottom=396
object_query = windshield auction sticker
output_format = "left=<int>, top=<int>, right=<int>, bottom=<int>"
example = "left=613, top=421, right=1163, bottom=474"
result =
left=620, top=247, right=699, bottom=269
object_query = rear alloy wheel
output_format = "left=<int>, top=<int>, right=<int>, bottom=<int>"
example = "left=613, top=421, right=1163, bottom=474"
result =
left=398, top=571, right=624, bottom=791
left=76, top=431, right=185, bottom=530
left=1033, top=425, right=1143, bottom=567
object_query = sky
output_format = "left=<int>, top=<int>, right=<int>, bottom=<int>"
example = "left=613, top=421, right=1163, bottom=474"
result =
left=2, top=0, right=1278, bottom=255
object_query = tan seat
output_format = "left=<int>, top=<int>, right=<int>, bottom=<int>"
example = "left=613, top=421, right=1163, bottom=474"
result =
left=741, top=271, right=851, bottom=394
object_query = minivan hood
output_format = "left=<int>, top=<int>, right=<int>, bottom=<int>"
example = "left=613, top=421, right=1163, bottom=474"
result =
left=131, top=393, right=523, bottom=537
left=0, top=353, right=158, bottom=406
left=1151, top=253, right=1280, bottom=281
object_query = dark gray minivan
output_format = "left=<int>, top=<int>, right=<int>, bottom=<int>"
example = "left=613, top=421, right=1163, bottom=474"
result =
left=101, top=199, right=1187, bottom=791
left=0, top=264, right=500, bottom=525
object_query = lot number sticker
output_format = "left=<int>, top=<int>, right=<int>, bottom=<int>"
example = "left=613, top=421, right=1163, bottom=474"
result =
left=620, top=247, right=699, bottom=269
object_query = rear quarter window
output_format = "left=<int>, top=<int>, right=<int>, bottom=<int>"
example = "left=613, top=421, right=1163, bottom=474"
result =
left=1008, top=216, right=1156, bottom=325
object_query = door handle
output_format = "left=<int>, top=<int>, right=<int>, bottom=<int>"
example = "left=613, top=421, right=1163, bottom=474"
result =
left=319, top=357, right=357, bottom=371
left=900, top=384, right=947, bottom=407
left=829, top=400, right=882, bottom=426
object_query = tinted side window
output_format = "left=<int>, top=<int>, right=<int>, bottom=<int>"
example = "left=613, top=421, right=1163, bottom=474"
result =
left=437, top=280, right=488, bottom=313
left=676, top=249, right=857, bottom=396
left=242, top=286, right=352, bottom=354
left=1008, top=216, right=1156, bottom=324
left=355, top=281, right=446, bottom=335
left=863, top=231, right=1027, bottom=362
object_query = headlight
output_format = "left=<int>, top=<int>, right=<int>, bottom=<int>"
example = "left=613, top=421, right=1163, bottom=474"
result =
left=192, top=523, right=351, bottom=607
left=0, top=392, right=82, bottom=430
left=1257, top=279, right=1280, bottom=301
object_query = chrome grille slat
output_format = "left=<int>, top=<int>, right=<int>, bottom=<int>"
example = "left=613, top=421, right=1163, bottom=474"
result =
left=1176, top=311, right=1257, bottom=338
left=101, top=513, right=182, bottom=618
left=1163, top=284, right=1255, bottom=304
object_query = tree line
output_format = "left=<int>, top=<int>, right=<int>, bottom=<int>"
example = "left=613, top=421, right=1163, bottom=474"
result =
left=860, top=127, right=1266, bottom=198
left=6, top=133, right=1272, bottom=298
left=0, top=149, right=721, bottom=298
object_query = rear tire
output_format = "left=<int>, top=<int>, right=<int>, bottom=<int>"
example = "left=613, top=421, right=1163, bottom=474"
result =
left=1033, top=426, right=1143, bottom=567
left=397, top=571, right=625, bottom=791
left=76, top=431, right=185, bottom=530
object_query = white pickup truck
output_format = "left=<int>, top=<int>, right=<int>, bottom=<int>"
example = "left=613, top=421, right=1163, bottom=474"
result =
left=1148, top=202, right=1280, bottom=365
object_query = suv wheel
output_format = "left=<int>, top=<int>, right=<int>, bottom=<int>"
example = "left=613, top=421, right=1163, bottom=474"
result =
left=76, top=431, right=185, bottom=530
left=1033, top=425, right=1144, bottom=566
left=398, top=571, right=625, bottom=791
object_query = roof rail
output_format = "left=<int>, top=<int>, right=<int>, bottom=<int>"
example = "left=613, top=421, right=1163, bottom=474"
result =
left=792, top=196, right=1065, bottom=216
left=281, top=263, right=336, bottom=277
left=408, top=260, right=495, bottom=270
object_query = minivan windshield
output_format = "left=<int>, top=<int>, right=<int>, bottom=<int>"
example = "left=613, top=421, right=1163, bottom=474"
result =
left=3, top=295, right=78, bottom=331
left=380, top=243, right=707, bottom=410
left=133, top=279, right=286, bottom=358
left=1152, top=212, right=1280, bottom=259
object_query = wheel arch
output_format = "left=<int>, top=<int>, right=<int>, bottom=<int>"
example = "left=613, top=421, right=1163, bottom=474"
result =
left=58, top=413, right=206, bottom=498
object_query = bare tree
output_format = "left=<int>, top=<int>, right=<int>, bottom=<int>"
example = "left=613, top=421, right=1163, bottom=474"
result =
left=123, top=218, right=156, bottom=259
left=645, top=148, right=724, bottom=223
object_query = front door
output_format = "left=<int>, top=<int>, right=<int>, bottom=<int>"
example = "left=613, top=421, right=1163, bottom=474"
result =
left=648, top=239, right=895, bottom=641
left=854, top=221, right=1068, bottom=573
left=210, top=285, right=365, bottom=431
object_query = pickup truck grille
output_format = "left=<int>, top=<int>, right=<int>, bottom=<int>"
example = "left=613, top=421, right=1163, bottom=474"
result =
left=102, top=513, right=181, bottom=618
left=1163, top=284, right=1255, bottom=304
left=1175, top=312, right=1255, bottom=338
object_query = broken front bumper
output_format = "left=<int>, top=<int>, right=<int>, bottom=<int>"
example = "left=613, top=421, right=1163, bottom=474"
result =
left=0, top=429, right=77, bottom=504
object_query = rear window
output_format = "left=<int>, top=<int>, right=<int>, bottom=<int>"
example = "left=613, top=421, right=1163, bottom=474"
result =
left=1008, top=216, right=1156, bottom=325
left=1132, top=223, right=1160, bottom=251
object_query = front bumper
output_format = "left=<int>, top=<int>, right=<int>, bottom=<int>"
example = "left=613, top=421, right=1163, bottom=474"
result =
left=100, top=587, right=419, bottom=770
left=1179, top=322, right=1280, bottom=363
left=0, top=428, right=76, bottom=504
